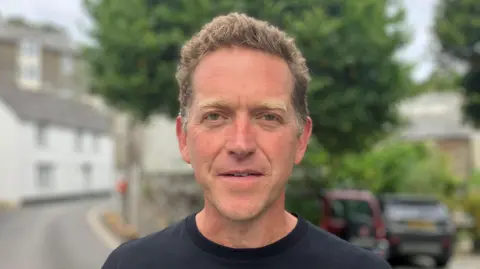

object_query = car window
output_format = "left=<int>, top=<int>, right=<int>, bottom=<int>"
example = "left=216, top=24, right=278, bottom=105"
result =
left=331, top=200, right=345, bottom=218
left=330, top=200, right=373, bottom=224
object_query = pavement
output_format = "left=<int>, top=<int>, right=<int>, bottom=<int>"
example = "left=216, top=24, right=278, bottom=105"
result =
left=0, top=197, right=479, bottom=269
left=0, top=198, right=114, bottom=269
left=394, top=255, right=480, bottom=268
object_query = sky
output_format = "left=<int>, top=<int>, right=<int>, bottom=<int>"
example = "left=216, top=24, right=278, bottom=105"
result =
left=0, top=0, right=438, bottom=82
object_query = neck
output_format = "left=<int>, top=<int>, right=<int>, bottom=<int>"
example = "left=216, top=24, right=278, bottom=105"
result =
left=195, top=196, right=298, bottom=249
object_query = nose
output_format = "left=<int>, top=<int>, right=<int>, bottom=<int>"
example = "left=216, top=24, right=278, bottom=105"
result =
left=226, top=116, right=256, bottom=160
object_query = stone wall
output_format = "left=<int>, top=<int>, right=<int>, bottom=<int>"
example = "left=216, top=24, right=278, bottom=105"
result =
left=135, top=171, right=204, bottom=236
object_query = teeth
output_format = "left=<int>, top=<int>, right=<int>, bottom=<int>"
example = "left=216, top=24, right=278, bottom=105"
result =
left=233, top=173, right=249, bottom=177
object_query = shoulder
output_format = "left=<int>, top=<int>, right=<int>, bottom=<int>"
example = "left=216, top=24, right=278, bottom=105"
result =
left=302, top=223, right=392, bottom=269
left=101, top=218, right=187, bottom=269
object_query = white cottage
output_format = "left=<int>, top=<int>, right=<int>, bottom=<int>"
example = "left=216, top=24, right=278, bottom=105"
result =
left=0, top=85, right=115, bottom=206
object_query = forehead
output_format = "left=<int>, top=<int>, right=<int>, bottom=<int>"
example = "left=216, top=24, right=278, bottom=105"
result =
left=191, top=47, right=294, bottom=107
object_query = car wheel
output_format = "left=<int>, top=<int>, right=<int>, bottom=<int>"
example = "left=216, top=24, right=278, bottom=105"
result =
left=435, top=256, right=450, bottom=268
left=388, top=256, right=409, bottom=266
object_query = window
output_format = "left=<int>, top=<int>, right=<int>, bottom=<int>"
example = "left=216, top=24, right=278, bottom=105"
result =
left=36, top=122, right=47, bottom=146
left=18, top=63, right=40, bottom=82
left=17, top=39, right=42, bottom=89
left=330, top=200, right=373, bottom=224
left=27, top=65, right=39, bottom=80
left=36, top=163, right=54, bottom=189
left=19, top=39, right=41, bottom=57
left=81, top=163, right=93, bottom=187
left=92, top=133, right=100, bottom=152
left=75, top=129, right=84, bottom=151
left=61, top=54, right=73, bottom=75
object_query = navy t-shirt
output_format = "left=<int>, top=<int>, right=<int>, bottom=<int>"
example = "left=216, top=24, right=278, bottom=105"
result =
left=101, top=213, right=392, bottom=268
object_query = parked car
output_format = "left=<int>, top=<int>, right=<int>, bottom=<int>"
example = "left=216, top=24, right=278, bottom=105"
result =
left=378, top=194, right=456, bottom=267
left=318, top=189, right=389, bottom=259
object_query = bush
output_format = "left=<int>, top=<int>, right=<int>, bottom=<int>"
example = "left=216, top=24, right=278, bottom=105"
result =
left=287, top=139, right=461, bottom=223
left=463, top=172, right=480, bottom=251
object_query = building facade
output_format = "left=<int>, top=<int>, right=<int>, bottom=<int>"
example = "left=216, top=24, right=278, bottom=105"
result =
left=400, top=91, right=480, bottom=180
left=0, top=21, right=87, bottom=97
left=0, top=85, right=115, bottom=205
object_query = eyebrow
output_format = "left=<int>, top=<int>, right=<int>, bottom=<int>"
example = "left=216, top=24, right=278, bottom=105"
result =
left=257, top=101, right=287, bottom=112
left=197, top=99, right=288, bottom=112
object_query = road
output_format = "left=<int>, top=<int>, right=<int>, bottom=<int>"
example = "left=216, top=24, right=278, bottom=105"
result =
left=0, top=198, right=112, bottom=269
left=394, top=255, right=480, bottom=269
left=0, top=199, right=478, bottom=269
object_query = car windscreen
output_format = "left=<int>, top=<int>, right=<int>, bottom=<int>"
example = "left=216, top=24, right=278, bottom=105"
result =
left=331, top=199, right=373, bottom=224
left=384, top=201, right=449, bottom=221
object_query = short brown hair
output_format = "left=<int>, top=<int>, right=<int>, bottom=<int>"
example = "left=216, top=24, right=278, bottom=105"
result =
left=176, top=12, right=310, bottom=129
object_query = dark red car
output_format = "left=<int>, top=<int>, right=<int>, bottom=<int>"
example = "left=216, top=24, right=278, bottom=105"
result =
left=318, top=189, right=389, bottom=258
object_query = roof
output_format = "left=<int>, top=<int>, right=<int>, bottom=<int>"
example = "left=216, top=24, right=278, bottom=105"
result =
left=0, top=85, right=111, bottom=133
left=0, top=22, right=77, bottom=54
left=398, top=92, right=472, bottom=140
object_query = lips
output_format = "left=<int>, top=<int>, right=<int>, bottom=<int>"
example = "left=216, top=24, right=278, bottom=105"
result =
left=218, top=170, right=264, bottom=178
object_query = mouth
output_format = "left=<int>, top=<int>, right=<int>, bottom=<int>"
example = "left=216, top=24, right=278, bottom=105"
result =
left=218, top=170, right=264, bottom=178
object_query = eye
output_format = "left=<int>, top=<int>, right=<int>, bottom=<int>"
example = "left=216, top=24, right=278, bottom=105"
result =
left=261, top=113, right=280, bottom=122
left=204, top=112, right=223, bottom=121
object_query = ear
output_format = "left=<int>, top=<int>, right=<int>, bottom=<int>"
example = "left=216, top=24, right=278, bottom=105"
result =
left=294, top=116, right=312, bottom=165
left=176, top=116, right=191, bottom=164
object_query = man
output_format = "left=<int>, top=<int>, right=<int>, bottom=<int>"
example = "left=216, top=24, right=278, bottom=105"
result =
left=101, top=12, right=392, bottom=269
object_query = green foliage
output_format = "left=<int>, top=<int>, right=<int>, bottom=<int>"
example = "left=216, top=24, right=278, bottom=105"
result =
left=287, top=140, right=460, bottom=223
left=5, top=17, right=30, bottom=27
left=434, top=0, right=480, bottom=127
left=285, top=179, right=323, bottom=225
left=284, top=0, right=415, bottom=155
left=461, top=68, right=480, bottom=128
left=464, top=172, right=480, bottom=239
left=83, top=0, right=238, bottom=121
left=418, top=68, right=462, bottom=92
left=310, top=140, right=460, bottom=197
left=463, top=194, right=480, bottom=238
left=84, top=0, right=415, bottom=154
left=245, top=0, right=417, bottom=155
left=4, top=16, right=66, bottom=34
left=459, top=173, right=480, bottom=251
left=467, top=171, right=480, bottom=189
left=434, top=0, right=479, bottom=64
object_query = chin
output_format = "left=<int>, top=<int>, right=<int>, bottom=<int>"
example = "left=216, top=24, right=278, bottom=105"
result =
left=215, top=201, right=266, bottom=222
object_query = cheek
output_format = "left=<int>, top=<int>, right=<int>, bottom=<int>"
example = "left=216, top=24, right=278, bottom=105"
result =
left=187, top=128, right=222, bottom=168
left=258, top=131, right=297, bottom=163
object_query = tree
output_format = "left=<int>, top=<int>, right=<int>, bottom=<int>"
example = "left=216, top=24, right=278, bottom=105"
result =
left=83, top=0, right=236, bottom=121
left=229, top=0, right=417, bottom=155
left=6, top=17, right=30, bottom=27
left=4, top=16, right=67, bottom=35
left=287, top=0, right=415, bottom=156
left=434, top=0, right=480, bottom=127
left=83, top=0, right=414, bottom=152
left=38, top=23, right=66, bottom=34
left=418, top=67, right=462, bottom=92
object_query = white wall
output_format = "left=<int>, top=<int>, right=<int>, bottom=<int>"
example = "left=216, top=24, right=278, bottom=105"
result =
left=0, top=101, right=21, bottom=204
left=142, top=114, right=192, bottom=173
left=20, top=121, right=115, bottom=200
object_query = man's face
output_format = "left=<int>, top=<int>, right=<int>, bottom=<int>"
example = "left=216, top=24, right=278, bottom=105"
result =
left=176, top=46, right=312, bottom=221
